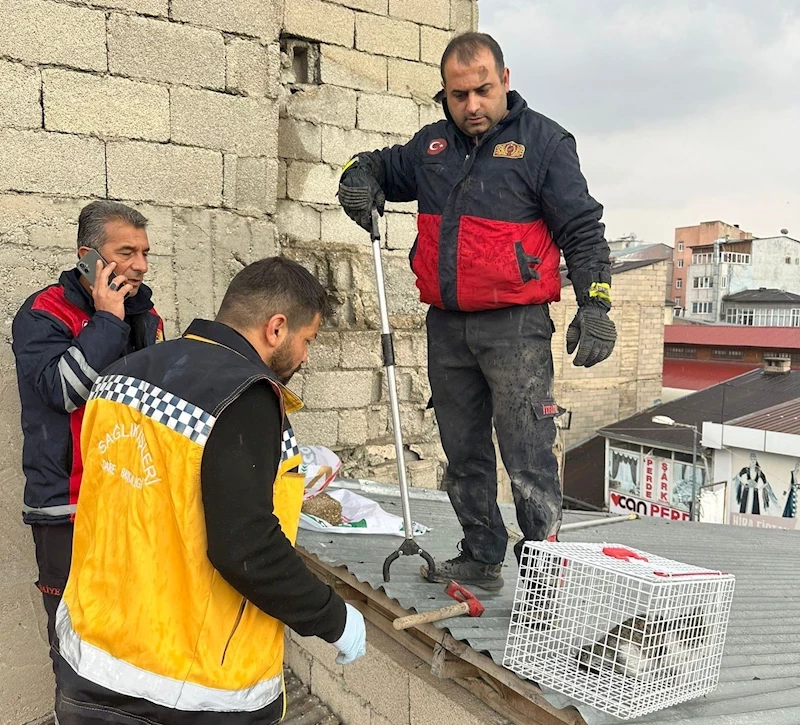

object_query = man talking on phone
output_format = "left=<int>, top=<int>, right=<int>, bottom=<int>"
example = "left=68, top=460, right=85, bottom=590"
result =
left=11, top=200, right=163, bottom=668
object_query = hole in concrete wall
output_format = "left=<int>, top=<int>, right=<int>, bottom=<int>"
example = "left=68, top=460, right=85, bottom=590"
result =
left=280, top=36, right=320, bottom=86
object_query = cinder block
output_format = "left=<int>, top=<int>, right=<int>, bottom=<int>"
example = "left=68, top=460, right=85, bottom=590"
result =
left=172, top=87, right=278, bottom=157
left=386, top=212, right=417, bottom=251
left=43, top=69, right=169, bottom=141
left=77, top=0, right=167, bottom=14
left=409, top=667, right=511, bottom=725
left=284, top=636, right=312, bottom=686
left=450, top=0, right=478, bottom=32
left=419, top=101, right=445, bottom=127
left=342, top=636, right=411, bottom=722
left=286, top=162, right=339, bottom=205
left=107, top=141, right=222, bottom=207
left=358, top=93, right=419, bottom=136
left=277, top=200, right=321, bottom=243
left=321, top=125, right=387, bottom=168
left=310, top=661, right=371, bottom=725
left=285, top=84, right=357, bottom=130
left=407, top=459, right=440, bottom=489
left=227, top=39, right=269, bottom=97
left=340, top=331, right=382, bottom=369
left=320, top=45, right=387, bottom=92
left=327, top=0, right=387, bottom=13
left=420, top=26, right=451, bottom=65
left=390, top=0, right=449, bottom=28
left=0, top=61, right=40, bottom=129
left=355, top=13, right=418, bottom=60
left=288, top=629, right=344, bottom=676
left=0, top=0, right=106, bottom=70
left=223, top=156, right=272, bottom=214
left=0, top=193, right=83, bottom=249
left=0, top=130, right=105, bottom=196
left=393, top=331, right=427, bottom=368
left=250, top=216, right=278, bottom=257
left=173, top=208, right=214, bottom=330
left=304, top=371, right=375, bottom=409
left=388, top=58, right=441, bottom=99
left=290, top=410, right=339, bottom=448
left=266, top=43, right=282, bottom=99
left=277, top=159, right=287, bottom=199
left=108, top=14, right=225, bottom=89
left=419, top=103, right=445, bottom=128
left=170, top=0, right=273, bottom=38
left=305, top=331, right=341, bottom=370
left=321, top=206, right=381, bottom=246
left=284, top=0, right=355, bottom=48
left=338, top=409, right=368, bottom=446
left=279, top=118, right=322, bottom=162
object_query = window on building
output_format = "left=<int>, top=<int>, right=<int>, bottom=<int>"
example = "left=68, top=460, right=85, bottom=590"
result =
left=678, top=242, right=684, bottom=252
left=796, top=259, right=800, bottom=265
left=692, top=302, right=713, bottom=314
left=721, top=276, right=727, bottom=288
left=786, top=257, right=792, bottom=264
left=665, top=345, right=696, bottom=359
left=726, top=307, right=755, bottom=325
left=711, top=348, right=745, bottom=360
left=677, top=259, right=684, bottom=268
left=793, top=309, right=800, bottom=327
left=692, top=277, right=714, bottom=289
left=676, top=278, right=683, bottom=289
left=674, top=296, right=681, bottom=306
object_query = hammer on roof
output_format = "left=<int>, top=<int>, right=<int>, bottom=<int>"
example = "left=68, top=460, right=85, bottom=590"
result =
left=393, top=581, right=485, bottom=631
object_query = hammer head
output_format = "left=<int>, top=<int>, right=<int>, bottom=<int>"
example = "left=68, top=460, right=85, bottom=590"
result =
left=445, top=580, right=485, bottom=617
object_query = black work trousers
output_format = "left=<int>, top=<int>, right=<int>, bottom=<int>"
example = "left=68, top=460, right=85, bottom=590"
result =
left=427, top=304, right=562, bottom=565
left=31, top=522, right=74, bottom=670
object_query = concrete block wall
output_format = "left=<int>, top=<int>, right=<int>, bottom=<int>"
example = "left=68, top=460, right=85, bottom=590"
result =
left=285, top=623, right=512, bottom=725
left=276, top=0, right=478, bottom=486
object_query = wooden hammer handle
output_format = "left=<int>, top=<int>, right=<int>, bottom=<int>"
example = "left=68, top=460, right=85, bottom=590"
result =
left=393, top=602, right=469, bottom=630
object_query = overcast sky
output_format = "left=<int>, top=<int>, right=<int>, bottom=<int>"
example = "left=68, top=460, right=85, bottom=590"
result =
left=481, top=0, right=800, bottom=244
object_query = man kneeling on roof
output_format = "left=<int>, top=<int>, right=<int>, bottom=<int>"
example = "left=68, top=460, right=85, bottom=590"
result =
left=54, top=258, right=366, bottom=725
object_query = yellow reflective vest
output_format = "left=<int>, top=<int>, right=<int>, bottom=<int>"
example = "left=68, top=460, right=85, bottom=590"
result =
left=57, top=322, right=304, bottom=716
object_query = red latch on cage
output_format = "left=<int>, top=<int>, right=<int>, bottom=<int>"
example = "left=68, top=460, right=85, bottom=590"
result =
left=602, top=546, right=649, bottom=562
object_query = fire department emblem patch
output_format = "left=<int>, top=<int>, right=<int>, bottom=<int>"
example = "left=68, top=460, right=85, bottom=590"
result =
left=427, top=138, right=447, bottom=155
left=493, top=141, right=526, bottom=159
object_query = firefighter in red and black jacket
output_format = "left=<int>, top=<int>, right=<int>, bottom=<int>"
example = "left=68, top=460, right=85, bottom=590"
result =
left=11, top=200, right=163, bottom=664
left=339, top=33, right=617, bottom=591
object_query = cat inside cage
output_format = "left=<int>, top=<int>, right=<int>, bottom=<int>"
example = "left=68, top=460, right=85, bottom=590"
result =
left=576, top=607, right=708, bottom=681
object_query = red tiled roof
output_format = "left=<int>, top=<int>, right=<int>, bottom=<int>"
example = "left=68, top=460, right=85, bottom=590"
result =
left=664, top=325, right=800, bottom=350
left=662, top=359, right=760, bottom=391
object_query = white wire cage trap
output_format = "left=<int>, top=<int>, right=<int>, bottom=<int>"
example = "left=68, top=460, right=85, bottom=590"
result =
left=503, top=542, right=735, bottom=721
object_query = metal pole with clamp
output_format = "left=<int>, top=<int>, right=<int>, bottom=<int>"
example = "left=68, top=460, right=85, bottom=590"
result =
left=367, top=209, right=436, bottom=582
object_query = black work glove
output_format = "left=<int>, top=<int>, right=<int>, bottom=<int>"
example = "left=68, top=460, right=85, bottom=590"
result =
left=566, top=305, right=617, bottom=368
left=337, top=158, right=385, bottom=233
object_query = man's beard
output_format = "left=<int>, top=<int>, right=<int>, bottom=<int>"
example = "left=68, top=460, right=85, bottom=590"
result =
left=269, top=341, right=301, bottom=385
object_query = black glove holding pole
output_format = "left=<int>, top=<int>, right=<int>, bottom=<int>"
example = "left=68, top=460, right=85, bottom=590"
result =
left=338, top=155, right=385, bottom=232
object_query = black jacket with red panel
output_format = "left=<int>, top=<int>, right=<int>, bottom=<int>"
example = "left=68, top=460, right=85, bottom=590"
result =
left=12, top=269, right=163, bottom=525
left=357, top=90, right=611, bottom=311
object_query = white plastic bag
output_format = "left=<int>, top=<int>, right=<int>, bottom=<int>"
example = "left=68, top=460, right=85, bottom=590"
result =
left=299, top=488, right=429, bottom=537
left=298, top=445, right=342, bottom=500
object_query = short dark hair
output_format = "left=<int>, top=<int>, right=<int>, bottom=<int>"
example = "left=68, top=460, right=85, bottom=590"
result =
left=216, top=257, right=329, bottom=332
left=440, top=32, right=505, bottom=81
left=77, top=200, right=148, bottom=250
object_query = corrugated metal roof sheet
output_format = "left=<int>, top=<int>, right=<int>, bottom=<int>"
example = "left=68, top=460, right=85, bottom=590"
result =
left=728, top=398, right=800, bottom=434
left=297, top=480, right=800, bottom=725
left=599, top=369, right=800, bottom=451
left=662, top=360, right=760, bottom=391
left=664, top=325, right=800, bottom=350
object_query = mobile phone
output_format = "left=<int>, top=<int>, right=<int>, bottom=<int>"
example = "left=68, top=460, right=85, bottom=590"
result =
left=76, top=249, right=109, bottom=288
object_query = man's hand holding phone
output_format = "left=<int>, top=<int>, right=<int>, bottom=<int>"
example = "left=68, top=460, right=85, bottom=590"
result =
left=91, top=260, right=132, bottom=321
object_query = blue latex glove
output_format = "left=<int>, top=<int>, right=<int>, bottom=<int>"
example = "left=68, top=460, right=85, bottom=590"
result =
left=333, top=603, right=367, bottom=665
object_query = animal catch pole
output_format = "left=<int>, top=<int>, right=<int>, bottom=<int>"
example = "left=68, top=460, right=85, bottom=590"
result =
left=367, top=209, right=436, bottom=582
